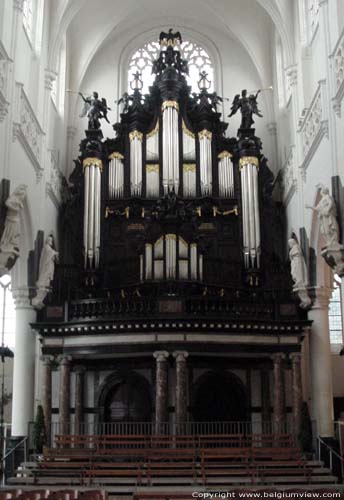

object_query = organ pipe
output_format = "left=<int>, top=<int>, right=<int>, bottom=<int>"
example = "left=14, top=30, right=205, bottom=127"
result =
left=129, top=130, right=143, bottom=196
left=83, top=157, right=102, bottom=269
left=182, top=121, right=196, bottom=161
left=146, top=164, right=160, bottom=198
left=146, top=122, right=159, bottom=161
left=199, top=130, right=212, bottom=196
left=108, top=152, right=124, bottom=199
left=183, top=164, right=196, bottom=197
left=239, top=156, right=261, bottom=269
left=218, top=151, right=234, bottom=198
left=162, top=101, right=179, bottom=193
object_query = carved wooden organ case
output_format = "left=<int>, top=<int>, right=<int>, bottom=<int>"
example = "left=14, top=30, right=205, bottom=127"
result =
left=55, top=31, right=300, bottom=319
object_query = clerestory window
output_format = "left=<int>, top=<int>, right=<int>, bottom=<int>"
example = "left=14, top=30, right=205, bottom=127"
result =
left=329, top=276, right=343, bottom=345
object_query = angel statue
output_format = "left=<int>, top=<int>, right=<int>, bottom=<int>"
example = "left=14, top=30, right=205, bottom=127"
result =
left=228, top=89, right=263, bottom=129
left=79, top=91, right=110, bottom=130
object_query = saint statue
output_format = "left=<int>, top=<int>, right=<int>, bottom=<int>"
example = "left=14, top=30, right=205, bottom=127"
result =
left=32, top=235, right=59, bottom=310
left=228, top=89, right=263, bottom=129
left=288, top=238, right=311, bottom=308
left=306, top=188, right=340, bottom=247
left=79, top=91, right=110, bottom=130
left=0, top=184, right=27, bottom=276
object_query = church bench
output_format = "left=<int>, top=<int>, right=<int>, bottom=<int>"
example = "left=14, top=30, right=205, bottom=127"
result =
left=197, top=434, right=246, bottom=448
left=200, top=447, right=253, bottom=484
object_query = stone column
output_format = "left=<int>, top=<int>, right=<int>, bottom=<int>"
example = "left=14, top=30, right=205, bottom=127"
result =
left=308, top=289, right=334, bottom=436
left=11, top=289, right=36, bottom=437
left=74, top=365, right=86, bottom=435
left=290, top=353, right=303, bottom=436
left=153, top=351, right=169, bottom=433
left=271, top=353, right=286, bottom=433
left=173, top=351, right=189, bottom=432
left=41, top=356, right=54, bottom=445
left=58, top=356, right=72, bottom=435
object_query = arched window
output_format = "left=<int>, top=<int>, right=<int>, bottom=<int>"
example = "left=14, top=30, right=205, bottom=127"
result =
left=128, top=39, right=214, bottom=94
left=51, top=37, right=67, bottom=114
left=22, top=0, right=33, bottom=40
left=275, top=36, right=286, bottom=108
left=22, top=0, right=45, bottom=52
left=329, top=276, right=343, bottom=345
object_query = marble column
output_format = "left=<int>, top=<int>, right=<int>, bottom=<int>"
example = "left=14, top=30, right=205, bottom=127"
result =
left=41, top=356, right=54, bottom=445
left=11, top=289, right=36, bottom=437
left=74, top=365, right=86, bottom=435
left=173, top=351, right=189, bottom=432
left=271, top=353, right=286, bottom=433
left=58, top=356, right=72, bottom=435
left=308, top=289, right=334, bottom=436
left=290, top=353, right=303, bottom=435
left=153, top=351, right=169, bottom=433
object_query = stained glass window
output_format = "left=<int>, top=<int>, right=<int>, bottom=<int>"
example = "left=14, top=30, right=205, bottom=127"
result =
left=128, top=39, right=214, bottom=94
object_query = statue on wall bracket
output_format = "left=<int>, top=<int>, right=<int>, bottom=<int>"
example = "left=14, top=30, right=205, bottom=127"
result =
left=306, top=186, right=344, bottom=276
left=0, top=184, right=27, bottom=276
left=32, top=234, right=59, bottom=310
left=288, top=238, right=312, bottom=309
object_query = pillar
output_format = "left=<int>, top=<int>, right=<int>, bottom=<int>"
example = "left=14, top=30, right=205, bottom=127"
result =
left=261, top=370, right=271, bottom=428
left=308, top=289, right=334, bottom=436
left=41, top=355, right=53, bottom=445
left=173, top=351, right=189, bottom=432
left=290, top=353, right=303, bottom=435
left=74, top=365, right=86, bottom=435
left=271, top=353, right=286, bottom=433
left=58, top=356, right=71, bottom=435
left=11, top=289, right=36, bottom=437
left=153, top=351, right=169, bottom=433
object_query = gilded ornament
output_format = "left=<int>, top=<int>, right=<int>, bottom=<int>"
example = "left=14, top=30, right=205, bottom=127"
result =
left=146, top=164, right=159, bottom=173
left=183, top=164, right=196, bottom=173
left=239, top=156, right=259, bottom=169
left=198, top=129, right=212, bottom=140
left=161, top=100, right=179, bottom=112
left=218, top=150, right=232, bottom=160
left=83, top=157, right=103, bottom=170
left=108, top=152, right=124, bottom=160
left=129, top=130, right=143, bottom=142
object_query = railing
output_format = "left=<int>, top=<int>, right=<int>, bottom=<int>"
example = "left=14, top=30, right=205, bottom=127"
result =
left=2, top=436, right=27, bottom=486
left=30, top=420, right=293, bottom=449
left=64, top=282, right=297, bottom=322
left=317, top=436, right=344, bottom=483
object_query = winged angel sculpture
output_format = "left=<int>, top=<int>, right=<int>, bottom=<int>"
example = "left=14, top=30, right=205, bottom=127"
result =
left=79, top=91, right=110, bottom=130
left=229, top=89, right=263, bottom=129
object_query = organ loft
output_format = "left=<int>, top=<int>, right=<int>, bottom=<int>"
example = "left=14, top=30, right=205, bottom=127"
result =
left=34, top=30, right=310, bottom=440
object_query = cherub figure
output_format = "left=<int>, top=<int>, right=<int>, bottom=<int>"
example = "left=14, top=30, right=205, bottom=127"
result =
left=79, top=91, right=110, bottom=129
left=228, top=89, right=263, bottom=129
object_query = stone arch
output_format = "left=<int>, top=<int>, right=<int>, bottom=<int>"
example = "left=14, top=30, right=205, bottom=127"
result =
left=97, top=370, right=153, bottom=423
left=192, top=370, right=249, bottom=423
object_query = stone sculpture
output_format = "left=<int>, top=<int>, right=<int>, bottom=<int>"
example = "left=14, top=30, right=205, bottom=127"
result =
left=0, top=184, right=27, bottom=276
left=288, top=238, right=311, bottom=308
left=32, top=234, right=59, bottom=310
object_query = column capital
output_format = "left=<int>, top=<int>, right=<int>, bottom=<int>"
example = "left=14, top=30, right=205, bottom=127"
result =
left=173, top=351, right=189, bottom=362
left=73, top=364, right=86, bottom=374
left=57, top=355, right=72, bottom=366
left=40, top=355, right=54, bottom=365
left=13, top=0, right=24, bottom=12
left=153, top=351, right=169, bottom=362
left=285, top=65, right=298, bottom=87
left=271, top=352, right=286, bottom=363
left=44, top=69, right=57, bottom=91
left=266, top=122, right=277, bottom=136
left=289, top=352, right=302, bottom=363
left=67, top=125, right=77, bottom=140
left=12, top=287, right=33, bottom=310
left=311, top=286, right=332, bottom=310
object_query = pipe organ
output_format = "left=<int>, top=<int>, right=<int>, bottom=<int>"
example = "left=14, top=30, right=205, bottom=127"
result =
left=37, top=31, right=309, bottom=438
left=70, top=29, right=280, bottom=294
